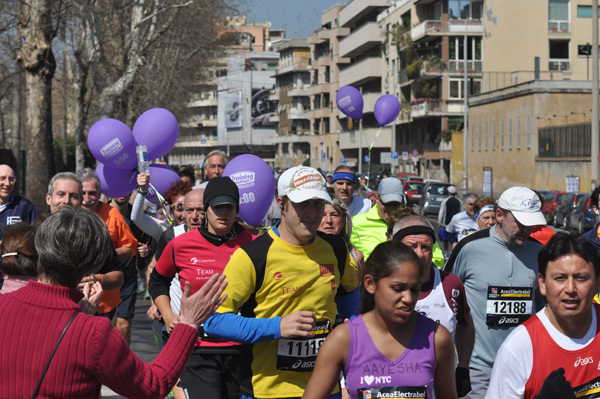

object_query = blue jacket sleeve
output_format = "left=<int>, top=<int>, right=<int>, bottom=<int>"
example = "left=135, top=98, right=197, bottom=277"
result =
left=204, top=313, right=282, bottom=344
left=335, top=287, right=361, bottom=320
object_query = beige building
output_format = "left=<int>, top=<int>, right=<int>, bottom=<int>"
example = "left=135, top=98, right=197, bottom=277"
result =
left=465, top=80, right=592, bottom=196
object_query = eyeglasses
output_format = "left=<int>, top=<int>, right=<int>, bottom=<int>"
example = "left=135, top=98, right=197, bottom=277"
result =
left=172, top=202, right=185, bottom=212
left=0, top=177, right=16, bottom=184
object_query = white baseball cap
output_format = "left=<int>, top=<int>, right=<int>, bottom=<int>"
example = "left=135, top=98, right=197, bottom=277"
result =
left=497, top=186, right=545, bottom=226
left=447, top=185, right=457, bottom=194
left=278, top=166, right=332, bottom=203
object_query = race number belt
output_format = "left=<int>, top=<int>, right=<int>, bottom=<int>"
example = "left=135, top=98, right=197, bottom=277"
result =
left=276, top=320, right=330, bottom=372
left=486, top=286, right=533, bottom=327
left=574, top=375, right=600, bottom=398
left=357, top=386, right=428, bottom=399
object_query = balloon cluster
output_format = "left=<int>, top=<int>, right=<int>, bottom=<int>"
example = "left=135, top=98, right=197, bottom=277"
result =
left=336, top=86, right=401, bottom=125
left=87, top=108, right=181, bottom=204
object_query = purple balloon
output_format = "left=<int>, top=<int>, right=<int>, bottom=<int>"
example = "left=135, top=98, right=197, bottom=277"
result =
left=96, top=164, right=137, bottom=198
left=133, top=108, right=179, bottom=161
left=88, top=118, right=137, bottom=170
left=374, top=94, right=401, bottom=126
left=223, top=154, right=275, bottom=226
left=336, top=86, right=363, bottom=120
left=146, top=164, right=181, bottom=205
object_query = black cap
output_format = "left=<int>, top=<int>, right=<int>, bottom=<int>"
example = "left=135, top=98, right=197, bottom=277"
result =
left=203, top=177, right=240, bottom=210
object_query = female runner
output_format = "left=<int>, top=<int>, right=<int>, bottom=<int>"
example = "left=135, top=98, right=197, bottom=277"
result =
left=303, top=240, right=457, bottom=399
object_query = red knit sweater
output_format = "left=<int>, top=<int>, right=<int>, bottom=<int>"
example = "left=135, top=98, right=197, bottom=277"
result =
left=0, top=281, right=196, bottom=399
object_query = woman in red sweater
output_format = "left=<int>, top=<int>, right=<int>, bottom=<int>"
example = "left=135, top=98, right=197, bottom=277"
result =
left=0, top=206, right=226, bottom=399
left=149, top=176, right=256, bottom=399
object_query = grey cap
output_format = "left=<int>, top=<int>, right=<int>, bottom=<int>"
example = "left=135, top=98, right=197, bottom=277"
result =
left=378, top=178, right=406, bottom=204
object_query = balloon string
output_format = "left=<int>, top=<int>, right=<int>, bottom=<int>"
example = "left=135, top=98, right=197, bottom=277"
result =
left=128, top=170, right=137, bottom=184
left=364, top=127, right=382, bottom=188
left=148, top=182, right=174, bottom=227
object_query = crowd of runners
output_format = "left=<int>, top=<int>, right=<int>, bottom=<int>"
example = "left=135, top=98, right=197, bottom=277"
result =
left=0, top=152, right=598, bottom=399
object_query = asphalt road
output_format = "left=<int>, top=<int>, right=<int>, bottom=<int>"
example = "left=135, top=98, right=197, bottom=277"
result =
left=101, top=295, right=162, bottom=398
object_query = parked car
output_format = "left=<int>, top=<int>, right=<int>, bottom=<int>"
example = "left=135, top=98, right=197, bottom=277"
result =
left=417, top=182, right=453, bottom=217
left=553, top=192, right=581, bottom=228
left=566, top=193, right=597, bottom=233
left=542, top=191, right=568, bottom=224
left=403, top=180, right=425, bottom=206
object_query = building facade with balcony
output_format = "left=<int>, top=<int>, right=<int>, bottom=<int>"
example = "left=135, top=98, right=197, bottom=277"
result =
left=378, top=0, right=483, bottom=181
left=270, top=39, right=313, bottom=169
left=170, top=17, right=282, bottom=168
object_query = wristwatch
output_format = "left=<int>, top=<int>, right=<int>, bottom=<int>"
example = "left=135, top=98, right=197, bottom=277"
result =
left=136, top=187, right=148, bottom=195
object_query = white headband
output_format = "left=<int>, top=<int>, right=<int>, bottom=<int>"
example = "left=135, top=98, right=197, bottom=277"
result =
left=475, top=205, right=495, bottom=221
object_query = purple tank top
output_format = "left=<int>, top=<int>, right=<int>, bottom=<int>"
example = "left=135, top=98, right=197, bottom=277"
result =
left=344, top=313, right=436, bottom=399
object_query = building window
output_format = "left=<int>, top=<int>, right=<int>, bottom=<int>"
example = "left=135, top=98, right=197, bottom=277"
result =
left=500, top=120, right=505, bottom=150
left=449, top=0, right=482, bottom=19
left=508, top=118, right=512, bottom=149
left=485, top=121, right=489, bottom=150
left=539, top=124, right=590, bottom=158
left=478, top=122, right=482, bottom=151
left=517, top=117, right=521, bottom=149
left=449, top=78, right=482, bottom=99
left=448, top=37, right=482, bottom=73
left=492, top=120, right=496, bottom=150
left=577, top=5, right=600, bottom=17
left=549, top=40, right=570, bottom=71
left=527, top=116, right=531, bottom=148
left=549, top=0, right=570, bottom=32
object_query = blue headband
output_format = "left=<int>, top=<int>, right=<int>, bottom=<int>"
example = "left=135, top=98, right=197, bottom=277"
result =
left=475, top=205, right=495, bottom=221
left=332, top=172, right=358, bottom=184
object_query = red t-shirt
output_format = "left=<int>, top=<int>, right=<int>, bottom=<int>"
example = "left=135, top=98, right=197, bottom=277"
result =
left=155, top=228, right=255, bottom=346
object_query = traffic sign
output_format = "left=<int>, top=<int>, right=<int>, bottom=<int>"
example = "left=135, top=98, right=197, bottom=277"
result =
left=391, top=151, right=399, bottom=159
left=321, top=151, right=326, bottom=159
left=201, top=138, right=207, bottom=145
left=402, top=151, right=409, bottom=161
left=411, top=149, right=419, bottom=157
left=364, top=155, right=370, bottom=162
left=341, top=157, right=347, bottom=164
left=380, top=152, right=391, bottom=164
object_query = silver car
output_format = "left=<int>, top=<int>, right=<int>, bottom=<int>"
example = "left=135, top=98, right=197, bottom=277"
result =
left=417, top=182, right=453, bottom=217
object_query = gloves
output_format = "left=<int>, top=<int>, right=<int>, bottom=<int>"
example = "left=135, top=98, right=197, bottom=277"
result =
left=533, top=368, right=575, bottom=399
left=455, top=366, right=471, bottom=397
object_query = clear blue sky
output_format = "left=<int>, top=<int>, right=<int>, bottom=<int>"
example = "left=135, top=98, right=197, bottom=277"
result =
left=245, top=0, right=348, bottom=39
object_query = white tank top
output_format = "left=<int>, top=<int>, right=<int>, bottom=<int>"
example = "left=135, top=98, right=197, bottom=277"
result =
left=414, top=267, right=457, bottom=338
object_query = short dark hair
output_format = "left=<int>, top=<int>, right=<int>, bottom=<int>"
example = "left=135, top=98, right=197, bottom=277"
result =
left=36, top=207, right=113, bottom=289
left=0, top=222, right=38, bottom=277
left=591, top=186, right=600, bottom=209
left=538, top=232, right=600, bottom=278
left=359, top=240, right=421, bottom=314
left=178, top=169, right=196, bottom=186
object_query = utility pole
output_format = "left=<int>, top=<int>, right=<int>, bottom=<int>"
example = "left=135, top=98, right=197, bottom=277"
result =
left=463, top=21, right=469, bottom=191
left=359, top=87, right=363, bottom=177
left=592, top=0, right=599, bottom=189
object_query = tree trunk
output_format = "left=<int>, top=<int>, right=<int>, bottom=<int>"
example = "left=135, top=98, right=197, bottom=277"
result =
left=16, top=0, right=57, bottom=217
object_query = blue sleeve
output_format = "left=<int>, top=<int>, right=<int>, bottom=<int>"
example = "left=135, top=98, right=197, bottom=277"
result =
left=335, top=287, right=361, bottom=320
left=204, top=313, right=282, bottom=344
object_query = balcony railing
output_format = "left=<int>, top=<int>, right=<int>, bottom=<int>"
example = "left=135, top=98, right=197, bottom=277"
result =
left=548, top=20, right=570, bottom=33
left=447, top=60, right=482, bottom=73
left=412, top=19, right=483, bottom=41
left=549, top=59, right=570, bottom=72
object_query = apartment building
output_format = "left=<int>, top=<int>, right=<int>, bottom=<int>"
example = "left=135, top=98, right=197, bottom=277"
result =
left=170, top=16, right=281, bottom=168
left=216, top=51, right=280, bottom=161
left=270, top=39, right=313, bottom=169
left=464, top=0, right=597, bottom=194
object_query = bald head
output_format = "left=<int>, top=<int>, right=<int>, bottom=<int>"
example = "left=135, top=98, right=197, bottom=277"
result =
left=392, top=215, right=436, bottom=269
left=184, top=189, right=205, bottom=230
left=0, top=165, right=16, bottom=203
